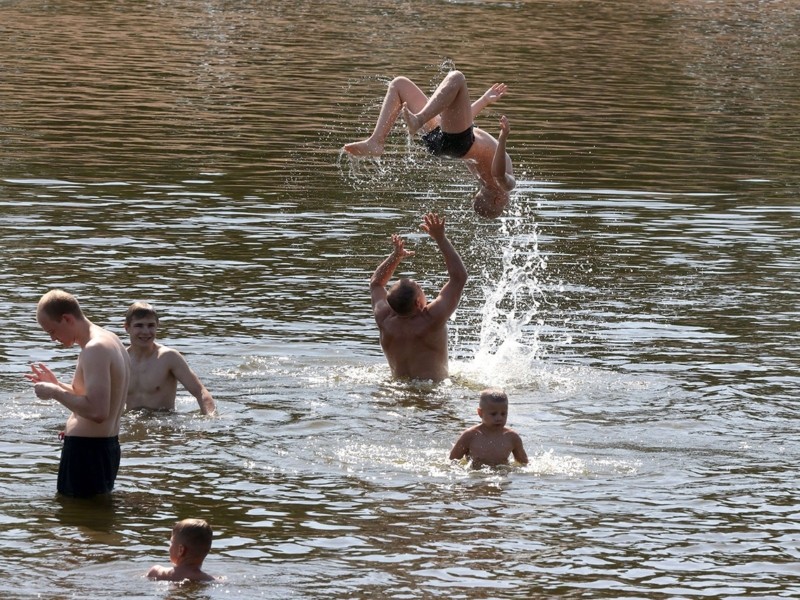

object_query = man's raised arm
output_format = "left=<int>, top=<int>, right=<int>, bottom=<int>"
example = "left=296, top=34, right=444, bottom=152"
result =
left=422, top=213, right=467, bottom=320
left=370, top=234, right=414, bottom=310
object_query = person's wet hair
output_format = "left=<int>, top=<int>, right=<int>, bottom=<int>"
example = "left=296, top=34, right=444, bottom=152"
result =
left=387, top=278, right=419, bottom=315
left=480, top=388, right=508, bottom=408
left=173, top=518, right=213, bottom=557
left=38, top=289, right=83, bottom=320
left=125, top=301, right=159, bottom=326
left=473, top=189, right=506, bottom=219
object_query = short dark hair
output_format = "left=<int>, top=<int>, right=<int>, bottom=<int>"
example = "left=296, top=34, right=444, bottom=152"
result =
left=387, top=278, right=419, bottom=316
left=125, top=301, right=159, bottom=326
left=480, top=388, right=508, bottom=408
left=173, top=518, right=213, bottom=557
left=37, top=289, right=84, bottom=320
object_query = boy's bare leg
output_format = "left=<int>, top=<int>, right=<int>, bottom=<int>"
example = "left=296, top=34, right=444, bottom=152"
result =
left=402, top=70, right=473, bottom=136
left=344, top=77, right=430, bottom=156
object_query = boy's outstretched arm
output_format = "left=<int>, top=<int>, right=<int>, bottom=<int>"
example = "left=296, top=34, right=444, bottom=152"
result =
left=492, top=115, right=516, bottom=192
left=471, top=83, right=507, bottom=120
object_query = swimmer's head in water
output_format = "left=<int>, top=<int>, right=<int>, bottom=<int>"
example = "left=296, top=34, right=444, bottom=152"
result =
left=473, top=188, right=507, bottom=219
left=387, top=278, right=425, bottom=316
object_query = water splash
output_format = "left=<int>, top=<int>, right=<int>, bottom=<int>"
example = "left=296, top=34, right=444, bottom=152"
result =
left=457, top=194, right=551, bottom=386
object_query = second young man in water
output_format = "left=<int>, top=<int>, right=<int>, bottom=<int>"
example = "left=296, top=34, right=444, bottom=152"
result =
left=370, top=212, right=467, bottom=382
left=124, top=302, right=216, bottom=416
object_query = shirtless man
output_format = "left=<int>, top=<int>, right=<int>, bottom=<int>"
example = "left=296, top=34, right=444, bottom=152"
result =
left=26, top=289, right=131, bottom=497
left=449, top=388, right=528, bottom=468
left=344, top=70, right=515, bottom=218
left=370, top=212, right=467, bottom=382
left=124, top=302, right=216, bottom=415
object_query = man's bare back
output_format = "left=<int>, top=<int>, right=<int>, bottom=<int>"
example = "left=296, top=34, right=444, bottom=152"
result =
left=377, top=308, right=450, bottom=382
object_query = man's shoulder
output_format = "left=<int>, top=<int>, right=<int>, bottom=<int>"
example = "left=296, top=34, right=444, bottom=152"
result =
left=381, top=311, right=441, bottom=335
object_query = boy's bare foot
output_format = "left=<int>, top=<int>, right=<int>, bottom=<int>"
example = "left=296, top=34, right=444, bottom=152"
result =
left=401, top=103, right=423, bottom=136
left=343, top=138, right=384, bottom=157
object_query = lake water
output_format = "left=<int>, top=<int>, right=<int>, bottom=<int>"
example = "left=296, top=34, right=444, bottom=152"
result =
left=1, top=0, right=799, bottom=598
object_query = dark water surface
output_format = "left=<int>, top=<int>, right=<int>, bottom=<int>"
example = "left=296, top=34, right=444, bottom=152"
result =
left=1, top=1, right=799, bottom=598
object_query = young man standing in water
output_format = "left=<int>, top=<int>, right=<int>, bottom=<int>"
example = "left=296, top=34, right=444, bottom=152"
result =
left=123, top=301, right=216, bottom=416
left=370, top=212, right=467, bottom=382
left=26, top=289, right=131, bottom=498
left=344, top=70, right=515, bottom=219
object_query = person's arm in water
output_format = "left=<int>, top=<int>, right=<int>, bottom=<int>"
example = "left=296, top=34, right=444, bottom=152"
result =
left=370, top=234, right=415, bottom=319
left=471, top=83, right=507, bottom=121
left=492, top=115, right=516, bottom=192
left=510, top=430, right=529, bottom=464
left=421, top=213, right=468, bottom=324
left=449, top=427, right=475, bottom=460
left=167, top=349, right=217, bottom=415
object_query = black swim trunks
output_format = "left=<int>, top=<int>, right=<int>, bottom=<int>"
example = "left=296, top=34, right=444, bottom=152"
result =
left=420, top=125, right=475, bottom=159
left=57, top=435, right=121, bottom=498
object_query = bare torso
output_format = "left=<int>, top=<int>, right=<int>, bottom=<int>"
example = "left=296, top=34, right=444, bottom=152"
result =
left=378, top=310, right=449, bottom=382
left=460, top=425, right=519, bottom=468
left=66, top=325, right=130, bottom=437
left=126, top=344, right=179, bottom=411
left=463, top=127, right=510, bottom=196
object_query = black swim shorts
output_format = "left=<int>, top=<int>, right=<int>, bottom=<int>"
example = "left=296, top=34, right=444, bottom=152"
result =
left=420, top=125, right=475, bottom=159
left=57, top=435, right=121, bottom=497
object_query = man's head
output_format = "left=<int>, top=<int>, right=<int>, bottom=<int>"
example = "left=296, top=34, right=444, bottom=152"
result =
left=473, top=188, right=508, bottom=219
left=170, top=518, right=213, bottom=565
left=387, top=278, right=426, bottom=316
left=477, top=388, right=509, bottom=428
left=125, top=301, right=158, bottom=327
left=36, top=289, right=85, bottom=347
left=124, top=301, right=159, bottom=347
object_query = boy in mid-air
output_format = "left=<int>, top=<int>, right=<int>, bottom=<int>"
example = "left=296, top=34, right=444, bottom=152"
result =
left=344, top=69, right=515, bottom=218
left=124, top=302, right=216, bottom=415
left=147, top=518, right=217, bottom=582
left=450, top=388, right=528, bottom=468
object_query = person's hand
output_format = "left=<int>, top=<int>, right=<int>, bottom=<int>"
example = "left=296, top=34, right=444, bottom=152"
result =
left=391, top=234, right=415, bottom=260
left=481, top=83, right=507, bottom=105
left=420, top=212, right=446, bottom=241
left=25, top=363, right=58, bottom=385
left=498, top=115, right=510, bottom=139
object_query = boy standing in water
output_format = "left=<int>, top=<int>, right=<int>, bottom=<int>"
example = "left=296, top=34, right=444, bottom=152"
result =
left=124, top=302, right=216, bottom=415
left=450, top=388, right=528, bottom=468
left=26, top=289, right=131, bottom=497
left=344, top=70, right=515, bottom=218
left=147, top=518, right=218, bottom=582
left=371, top=212, right=467, bottom=382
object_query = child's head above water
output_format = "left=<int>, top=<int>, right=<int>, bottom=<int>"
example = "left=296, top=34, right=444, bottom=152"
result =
left=478, top=388, right=509, bottom=428
left=171, top=518, right=213, bottom=563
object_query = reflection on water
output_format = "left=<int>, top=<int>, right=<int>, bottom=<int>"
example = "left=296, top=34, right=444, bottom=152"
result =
left=1, top=0, right=799, bottom=598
